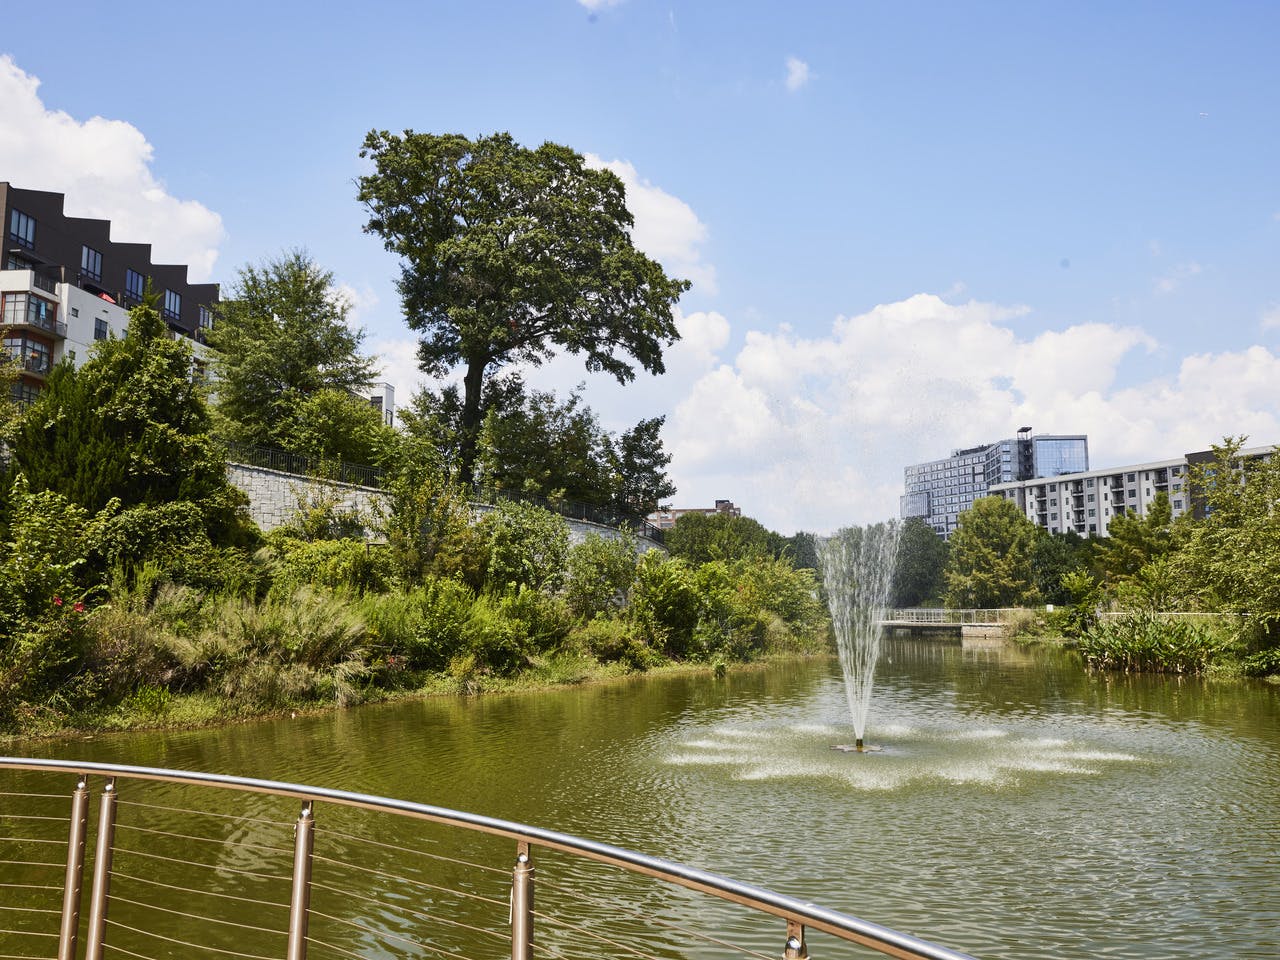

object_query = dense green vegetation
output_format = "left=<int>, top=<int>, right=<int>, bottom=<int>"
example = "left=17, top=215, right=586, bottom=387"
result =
left=0, top=292, right=827, bottom=736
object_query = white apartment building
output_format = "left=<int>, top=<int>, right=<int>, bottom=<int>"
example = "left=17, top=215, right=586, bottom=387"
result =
left=989, top=444, right=1275, bottom=537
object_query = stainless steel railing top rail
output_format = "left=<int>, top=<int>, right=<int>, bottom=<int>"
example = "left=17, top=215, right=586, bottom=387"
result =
left=0, top=756, right=979, bottom=960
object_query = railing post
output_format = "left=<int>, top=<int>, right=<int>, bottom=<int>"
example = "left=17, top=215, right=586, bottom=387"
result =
left=57, top=775, right=90, bottom=960
left=511, top=841, right=534, bottom=960
left=286, top=800, right=315, bottom=960
left=83, top=777, right=118, bottom=960
left=783, top=919, right=809, bottom=959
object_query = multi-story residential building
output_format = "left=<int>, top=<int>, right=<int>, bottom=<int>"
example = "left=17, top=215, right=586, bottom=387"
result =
left=991, top=443, right=1275, bottom=537
left=901, top=427, right=1089, bottom=538
left=648, top=499, right=741, bottom=531
left=1, top=184, right=218, bottom=403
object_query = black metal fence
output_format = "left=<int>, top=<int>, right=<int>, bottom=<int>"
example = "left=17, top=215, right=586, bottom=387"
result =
left=222, top=440, right=388, bottom=489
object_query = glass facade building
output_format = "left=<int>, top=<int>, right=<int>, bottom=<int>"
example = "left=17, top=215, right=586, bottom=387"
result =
left=901, top=429, right=1089, bottom=538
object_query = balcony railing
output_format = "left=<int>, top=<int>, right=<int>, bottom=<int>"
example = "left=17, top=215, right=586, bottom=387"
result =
left=0, top=757, right=977, bottom=960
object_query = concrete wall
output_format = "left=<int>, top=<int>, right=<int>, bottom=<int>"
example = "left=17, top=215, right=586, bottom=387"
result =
left=227, top=463, right=386, bottom=534
left=227, top=463, right=665, bottom=554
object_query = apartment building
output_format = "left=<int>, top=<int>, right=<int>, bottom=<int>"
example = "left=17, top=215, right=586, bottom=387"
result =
left=1, top=184, right=217, bottom=402
left=989, top=444, right=1275, bottom=536
left=901, top=427, right=1089, bottom=538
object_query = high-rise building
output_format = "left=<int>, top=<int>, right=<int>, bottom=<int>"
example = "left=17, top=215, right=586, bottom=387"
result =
left=901, top=427, right=1089, bottom=538
left=1, top=184, right=217, bottom=403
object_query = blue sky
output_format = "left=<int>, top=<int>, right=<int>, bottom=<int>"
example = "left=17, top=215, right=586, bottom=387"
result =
left=3, top=1, right=1279, bottom=532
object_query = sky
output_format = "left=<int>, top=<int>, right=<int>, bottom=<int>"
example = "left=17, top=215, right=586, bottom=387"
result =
left=2, top=1, right=1279, bottom=534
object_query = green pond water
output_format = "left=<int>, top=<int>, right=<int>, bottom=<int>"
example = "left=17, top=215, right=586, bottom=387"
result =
left=4, top=637, right=1279, bottom=959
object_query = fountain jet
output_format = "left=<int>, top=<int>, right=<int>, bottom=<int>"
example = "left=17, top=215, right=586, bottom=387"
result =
left=818, top=522, right=902, bottom=752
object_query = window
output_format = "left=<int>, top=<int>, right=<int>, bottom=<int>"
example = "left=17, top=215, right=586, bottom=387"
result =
left=1173, top=499, right=1183, bottom=509
left=8, top=209, right=35, bottom=249
left=163, top=289, right=181, bottom=321
left=94, top=318, right=109, bottom=341
left=125, top=269, right=146, bottom=303
left=1126, top=473, right=1136, bottom=482
left=1087, top=493, right=1095, bottom=502
left=1, top=292, right=58, bottom=333
left=1086, top=478, right=1094, bottom=487
left=9, top=380, right=40, bottom=405
left=1088, top=508, right=1096, bottom=517
left=81, top=245, right=102, bottom=282
left=1128, top=489, right=1137, bottom=499
left=1050, top=512, right=1058, bottom=521
left=4, top=334, right=52, bottom=374
left=198, top=306, right=213, bottom=330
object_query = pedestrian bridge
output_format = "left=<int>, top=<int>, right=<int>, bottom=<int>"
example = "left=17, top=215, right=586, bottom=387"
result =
left=879, top=608, right=1022, bottom=639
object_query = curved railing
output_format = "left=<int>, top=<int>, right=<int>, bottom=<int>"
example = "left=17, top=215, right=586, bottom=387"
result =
left=0, top=757, right=978, bottom=960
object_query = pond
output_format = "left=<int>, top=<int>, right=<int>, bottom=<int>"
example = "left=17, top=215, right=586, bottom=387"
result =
left=6, top=638, right=1279, bottom=959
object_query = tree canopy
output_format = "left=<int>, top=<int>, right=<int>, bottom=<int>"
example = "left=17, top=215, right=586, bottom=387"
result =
left=891, top=518, right=948, bottom=607
left=357, top=130, right=689, bottom=484
left=943, top=496, right=1041, bottom=608
left=206, top=250, right=377, bottom=448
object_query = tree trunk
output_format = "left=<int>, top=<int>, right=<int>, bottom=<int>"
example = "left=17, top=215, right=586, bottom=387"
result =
left=457, top=357, right=487, bottom=488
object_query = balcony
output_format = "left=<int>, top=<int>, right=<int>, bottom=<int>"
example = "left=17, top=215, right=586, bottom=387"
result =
left=1, top=292, right=66, bottom=338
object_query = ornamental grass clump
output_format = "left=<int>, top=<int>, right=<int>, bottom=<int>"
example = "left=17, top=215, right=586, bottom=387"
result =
left=1077, top=613, right=1237, bottom=674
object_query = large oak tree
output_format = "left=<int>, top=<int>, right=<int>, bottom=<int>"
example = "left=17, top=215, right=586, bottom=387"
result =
left=357, top=131, right=689, bottom=485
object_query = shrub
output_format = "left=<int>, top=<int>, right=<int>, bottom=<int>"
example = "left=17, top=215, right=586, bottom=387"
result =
left=162, top=587, right=371, bottom=707
left=563, top=532, right=637, bottom=620
left=1077, top=613, right=1238, bottom=674
left=567, top=617, right=660, bottom=670
left=267, top=535, right=392, bottom=595
left=628, top=552, right=700, bottom=656
left=477, top=501, right=570, bottom=593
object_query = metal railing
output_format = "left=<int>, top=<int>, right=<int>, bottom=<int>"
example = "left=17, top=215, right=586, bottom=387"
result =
left=884, top=608, right=1029, bottom=625
left=0, top=757, right=977, bottom=960
left=223, top=441, right=388, bottom=489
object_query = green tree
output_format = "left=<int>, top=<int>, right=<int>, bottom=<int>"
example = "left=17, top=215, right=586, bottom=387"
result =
left=1094, top=491, right=1177, bottom=588
left=1173, top=438, right=1280, bottom=643
left=610, top=416, right=676, bottom=517
left=280, top=387, right=398, bottom=466
left=943, top=497, right=1041, bottom=608
left=891, top=518, right=948, bottom=607
left=207, top=250, right=377, bottom=447
left=11, top=298, right=248, bottom=543
left=476, top=500, right=571, bottom=594
left=1031, top=530, right=1092, bottom=605
left=357, top=131, right=689, bottom=485
left=476, top=384, right=611, bottom=503
left=665, top=512, right=783, bottom=565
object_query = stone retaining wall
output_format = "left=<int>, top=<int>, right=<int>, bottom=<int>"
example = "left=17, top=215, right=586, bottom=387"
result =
left=227, top=462, right=665, bottom=554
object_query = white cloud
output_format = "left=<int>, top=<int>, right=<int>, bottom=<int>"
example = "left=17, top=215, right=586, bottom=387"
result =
left=585, top=155, right=716, bottom=293
left=1154, top=261, right=1202, bottom=294
left=662, top=293, right=1277, bottom=534
left=0, top=56, right=224, bottom=281
left=785, top=57, right=811, bottom=93
left=577, top=0, right=623, bottom=10
left=1261, top=304, right=1280, bottom=331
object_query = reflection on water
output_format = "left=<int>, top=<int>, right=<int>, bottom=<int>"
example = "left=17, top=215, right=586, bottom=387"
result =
left=8, top=639, right=1280, bottom=960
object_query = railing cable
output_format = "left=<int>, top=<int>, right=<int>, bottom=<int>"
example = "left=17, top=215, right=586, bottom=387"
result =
left=103, top=919, right=277, bottom=960
left=114, top=822, right=294, bottom=855
left=308, top=879, right=508, bottom=939
left=109, top=870, right=288, bottom=910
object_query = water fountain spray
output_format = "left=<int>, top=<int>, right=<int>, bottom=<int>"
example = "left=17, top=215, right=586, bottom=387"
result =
left=817, top=521, right=902, bottom=752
